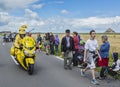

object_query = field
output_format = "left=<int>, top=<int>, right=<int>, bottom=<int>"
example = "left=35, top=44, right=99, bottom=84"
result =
left=35, top=33, right=120, bottom=54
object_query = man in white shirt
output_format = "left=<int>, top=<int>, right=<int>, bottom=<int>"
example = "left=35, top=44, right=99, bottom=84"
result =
left=81, top=30, right=101, bottom=85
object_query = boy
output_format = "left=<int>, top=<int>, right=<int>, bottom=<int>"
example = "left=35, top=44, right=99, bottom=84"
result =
left=81, top=30, right=101, bottom=85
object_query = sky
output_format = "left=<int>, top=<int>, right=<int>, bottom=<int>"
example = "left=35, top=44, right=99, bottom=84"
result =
left=0, top=0, right=120, bottom=33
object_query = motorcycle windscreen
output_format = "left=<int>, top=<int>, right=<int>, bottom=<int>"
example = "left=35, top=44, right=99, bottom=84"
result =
left=23, top=37, right=36, bottom=47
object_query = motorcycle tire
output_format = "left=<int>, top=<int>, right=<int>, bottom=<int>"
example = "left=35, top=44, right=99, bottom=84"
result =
left=28, top=64, right=34, bottom=75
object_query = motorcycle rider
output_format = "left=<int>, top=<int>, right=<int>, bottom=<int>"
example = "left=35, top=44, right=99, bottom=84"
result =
left=10, top=25, right=27, bottom=60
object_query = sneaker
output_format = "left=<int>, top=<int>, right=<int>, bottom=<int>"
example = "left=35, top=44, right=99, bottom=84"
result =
left=91, top=79, right=99, bottom=85
left=97, top=77, right=105, bottom=80
left=81, top=69, right=85, bottom=76
left=68, top=66, right=72, bottom=70
left=64, top=66, right=68, bottom=70
left=46, top=53, right=49, bottom=55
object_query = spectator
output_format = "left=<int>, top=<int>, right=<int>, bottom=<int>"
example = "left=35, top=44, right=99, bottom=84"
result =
left=45, top=33, right=50, bottom=55
left=81, top=30, right=101, bottom=85
left=6, top=34, right=9, bottom=42
left=61, top=29, right=75, bottom=70
left=50, top=32, right=55, bottom=55
left=37, top=34, right=42, bottom=44
left=43, top=33, right=46, bottom=49
left=36, top=34, right=42, bottom=52
left=3, top=33, right=6, bottom=42
left=55, top=35, right=60, bottom=53
left=98, top=35, right=110, bottom=79
left=73, top=32, right=79, bottom=66
left=11, top=33, right=15, bottom=42
left=78, top=34, right=81, bottom=46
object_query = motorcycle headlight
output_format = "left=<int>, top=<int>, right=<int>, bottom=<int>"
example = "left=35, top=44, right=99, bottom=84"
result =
left=32, top=51, right=36, bottom=55
left=24, top=51, right=29, bottom=55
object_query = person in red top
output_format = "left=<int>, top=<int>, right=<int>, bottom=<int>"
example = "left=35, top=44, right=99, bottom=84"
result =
left=73, top=32, right=79, bottom=66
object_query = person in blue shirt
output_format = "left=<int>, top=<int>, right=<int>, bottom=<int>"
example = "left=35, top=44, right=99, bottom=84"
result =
left=98, top=35, right=110, bottom=79
left=55, top=35, right=60, bottom=53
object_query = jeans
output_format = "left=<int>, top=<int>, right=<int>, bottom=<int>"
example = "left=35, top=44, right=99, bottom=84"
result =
left=55, top=45, right=59, bottom=52
left=64, top=51, right=73, bottom=67
left=73, top=51, right=78, bottom=66
left=50, top=43, right=54, bottom=55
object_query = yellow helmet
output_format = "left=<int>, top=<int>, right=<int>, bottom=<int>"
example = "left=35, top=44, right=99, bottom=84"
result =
left=20, top=25, right=27, bottom=29
left=19, top=28, right=26, bottom=34
left=19, top=25, right=27, bottom=34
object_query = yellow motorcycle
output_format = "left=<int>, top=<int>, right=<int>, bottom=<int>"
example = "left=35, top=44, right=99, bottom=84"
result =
left=10, top=36, right=36, bottom=75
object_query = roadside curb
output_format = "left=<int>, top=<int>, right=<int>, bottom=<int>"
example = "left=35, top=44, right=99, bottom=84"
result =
left=55, top=56, right=64, bottom=61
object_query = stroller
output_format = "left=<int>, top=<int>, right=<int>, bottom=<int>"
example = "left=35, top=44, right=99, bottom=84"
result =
left=77, top=44, right=99, bottom=69
left=77, top=48, right=88, bottom=69
left=77, top=40, right=88, bottom=69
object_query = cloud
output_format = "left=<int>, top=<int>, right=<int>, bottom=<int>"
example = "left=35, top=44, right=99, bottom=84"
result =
left=32, top=3, right=44, bottom=9
left=70, top=16, right=120, bottom=28
left=53, top=1, right=64, bottom=4
left=0, top=9, right=120, bottom=33
left=61, top=9, right=69, bottom=14
left=0, top=9, right=45, bottom=32
left=0, top=0, right=38, bottom=11
left=48, top=1, right=64, bottom=4
left=24, top=9, right=40, bottom=20
left=0, top=12, right=10, bottom=26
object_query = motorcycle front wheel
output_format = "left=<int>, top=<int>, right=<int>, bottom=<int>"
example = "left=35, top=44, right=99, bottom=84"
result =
left=28, top=64, right=34, bottom=75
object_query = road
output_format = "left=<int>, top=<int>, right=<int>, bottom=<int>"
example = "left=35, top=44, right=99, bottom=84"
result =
left=0, top=38, right=119, bottom=87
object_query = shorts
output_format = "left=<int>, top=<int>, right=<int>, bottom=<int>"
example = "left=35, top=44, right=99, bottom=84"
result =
left=44, top=40, right=50, bottom=46
left=86, top=52, right=96, bottom=69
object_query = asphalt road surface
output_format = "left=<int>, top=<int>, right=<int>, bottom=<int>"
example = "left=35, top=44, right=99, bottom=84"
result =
left=0, top=38, right=119, bottom=87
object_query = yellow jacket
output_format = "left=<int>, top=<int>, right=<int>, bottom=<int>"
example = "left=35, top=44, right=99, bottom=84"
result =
left=14, top=34, right=24, bottom=48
